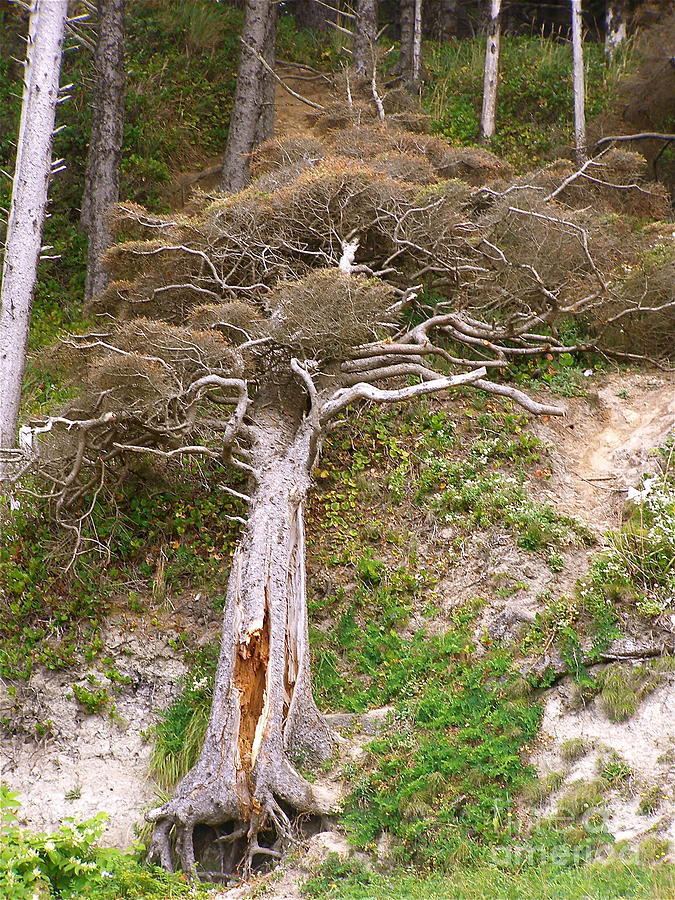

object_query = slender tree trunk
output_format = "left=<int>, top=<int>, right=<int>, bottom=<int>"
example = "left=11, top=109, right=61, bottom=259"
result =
left=221, top=0, right=276, bottom=192
left=81, top=0, right=125, bottom=301
left=571, top=0, right=587, bottom=163
left=398, top=0, right=422, bottom=91
left=411, top=0, right=423, bottom=91
left=398, top=0, right=414, bottom=79
left=604, top=0, right=627, bottom=60
left=148, top=406, right=335, bottom=876
left=479, top=0, right=501, bottom=142
left=354, top=0, right=378, bottom=78
left=435, top=0, right=458, bottom=39
left=0, top=0, right=68, bottom=456
left=293, top=0, right=328, bottom=30
left=254, top=2, right=277, bottom=145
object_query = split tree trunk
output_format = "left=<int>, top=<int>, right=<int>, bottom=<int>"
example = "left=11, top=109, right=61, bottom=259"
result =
left=571, top=0, right=587, bottom=164
left=148, top=407, right=335, bottom=877
left=604, top=0, right=627, bottom=60
left=0, top=0, right=68, bottom=455
left=354, top=0, right=378, bottom=78
left=221, top=0, right=276, bottom=192
left=479, top=0, right=501, bottom=142
left=81, top=0, right=125, bottom=301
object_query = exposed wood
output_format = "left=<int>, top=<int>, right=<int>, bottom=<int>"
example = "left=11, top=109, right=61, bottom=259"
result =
left=571, top=0, right=587, bottom=163
left=479, top=0, right=501, bottom=142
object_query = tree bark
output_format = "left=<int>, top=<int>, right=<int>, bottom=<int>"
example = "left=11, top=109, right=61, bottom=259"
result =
left=479, top=0, right=501, bottom=142
left=81, top=0, right=125, bottom=301
left=571, top=0, right=587, bottom=164
left=397, top=0, right=422, bottom=91
left=397, top=0, right=414, bottom=79
left=354, top=0, right=378, bottom=78
left=254, top=1, right=277, bottom=146
left=434, top=0, right=458, bottom=40
left=221, top=0, right=276, bottom=193
left=148, top=405, right=335, bottom=877
left=605, top=0, right=627, bottom=60
left=293, top=0, right=328, bottom=31
left=0, top=0, right=68, bottom=455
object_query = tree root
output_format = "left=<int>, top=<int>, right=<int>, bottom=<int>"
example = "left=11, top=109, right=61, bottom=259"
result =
left=146, top=756, right=331, bottom=878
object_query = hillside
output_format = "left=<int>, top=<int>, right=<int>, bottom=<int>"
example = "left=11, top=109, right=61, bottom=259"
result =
left=0, top=3, right=674, bottom=900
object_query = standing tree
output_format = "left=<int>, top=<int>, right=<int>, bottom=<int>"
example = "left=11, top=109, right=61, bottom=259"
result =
left=221, top=0, right=277, bottom=192
left=397, top=0, right=422, bottom=91
left=81, top=0, right=126, bottom=301
left=354, top=0, right=379, bottom=77
left=605, top=0, right=628, bottom=60
left=19, top=107, right=668, bottom=875
left=479, top=0, right=501, bottom=142
left=571, top=0, right=587, bottom=163
left=0, top=0, right=69, bottom=462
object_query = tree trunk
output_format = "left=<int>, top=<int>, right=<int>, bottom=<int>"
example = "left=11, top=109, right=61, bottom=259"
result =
left=293, top=0, right=328, bottom=31
left=571, top=0, right=587, bottom=164
left=0, top=0, right=68, bottom=456
left=434, top=0, right=458, bottom=40
left=148, top=407, right=335, bottom=877
left=221, top=0, right=276, bottom=193
left=81, top=0, right=125, bottom=301
left=479, top=0, right=501, bottom=142
left=604, top=0, right=627, bottom=60
left=397, top=0, right=414, bottom=79
left=254, top=1, right=277, bottom=146
left=354, top=0, right=378, bottom=78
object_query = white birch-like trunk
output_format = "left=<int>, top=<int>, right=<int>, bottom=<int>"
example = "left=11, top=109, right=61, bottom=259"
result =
left=571, top=0, right=587, bottom=164
left=605, top=1, right=627, bottom=60
left=411, top=0, right=423, bottom=91
left=0, top=0, right=68, bottom=453
left=479, top=0, right=501, bottom=142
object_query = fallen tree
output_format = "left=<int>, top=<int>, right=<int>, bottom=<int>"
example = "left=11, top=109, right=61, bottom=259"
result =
left=13, top=100, right=674, bottom=878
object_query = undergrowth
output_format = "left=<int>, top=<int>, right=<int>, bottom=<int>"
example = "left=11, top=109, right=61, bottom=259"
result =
left=424, top=35, right=630, bottom=168
left=301, top=853, right=675, bottom=900
left=0, top=786, right=209, bottom=900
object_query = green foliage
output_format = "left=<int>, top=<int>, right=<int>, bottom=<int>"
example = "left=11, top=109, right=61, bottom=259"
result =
left=521, top=771, right=565, bottom=808
left=0, top=460, right=242, bottom=680
left=597, top=661, right=666, bottom=723
left=71, top=682, right=112, bottom=716
left=150, top=645, right=218, bottom=790
left=560, top=738, right=592, bottom=764
left=425, top=36, right=628, bottom=168
left=555, top=779, right=608, bottom=822
left=302, top=856, right=675, bottom=900
left=0, top=785, right=208, bottom=899
left=637, top=785, right=664, bottom=817
left=598, top=752, right=633, bottom=785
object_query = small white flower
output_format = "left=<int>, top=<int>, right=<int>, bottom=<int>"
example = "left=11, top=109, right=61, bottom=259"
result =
left=583, top=369, right=593, bottom=377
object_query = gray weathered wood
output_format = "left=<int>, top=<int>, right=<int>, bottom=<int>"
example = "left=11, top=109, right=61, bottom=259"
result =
left=571, top=0, right=587, bottom=163
left=0, top=0, right=68, bottom=455
left=480, top=0, right=501, bottom=142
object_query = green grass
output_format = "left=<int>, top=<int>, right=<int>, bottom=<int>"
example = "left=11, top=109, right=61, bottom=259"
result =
left=424, top=34, right=631, bottom=169
left=302, top=854, right=675, bottom=900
